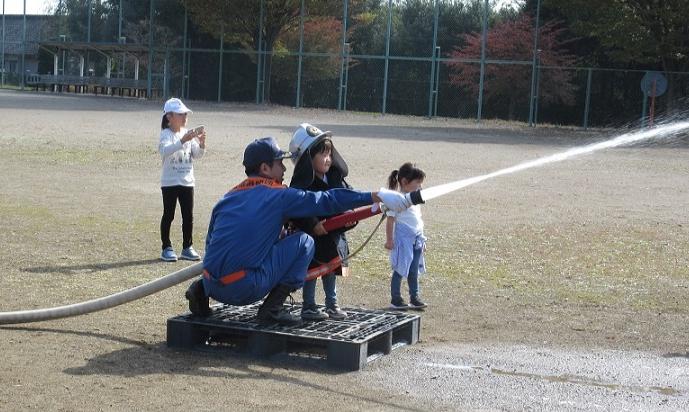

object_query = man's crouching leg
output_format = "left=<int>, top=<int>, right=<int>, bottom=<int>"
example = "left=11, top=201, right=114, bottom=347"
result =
left=257, top=233, right=315, bottom=326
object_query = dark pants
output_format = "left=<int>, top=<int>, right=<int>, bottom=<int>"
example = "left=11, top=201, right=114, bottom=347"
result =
left=160, top=185, right=194, bottom=250
left=204, top=232, right=315, bottom=306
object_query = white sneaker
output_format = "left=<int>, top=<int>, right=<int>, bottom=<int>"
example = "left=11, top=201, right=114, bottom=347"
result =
left=180, top=246, right=201, bottom=261
left=161, top=247, right=178, bottom=262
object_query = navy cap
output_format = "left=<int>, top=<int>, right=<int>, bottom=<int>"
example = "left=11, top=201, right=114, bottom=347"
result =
left=242, top=137, right=292, bottom=169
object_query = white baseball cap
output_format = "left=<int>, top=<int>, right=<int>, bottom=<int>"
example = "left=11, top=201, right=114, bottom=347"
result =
left=163, top=97, right=192, bottom=114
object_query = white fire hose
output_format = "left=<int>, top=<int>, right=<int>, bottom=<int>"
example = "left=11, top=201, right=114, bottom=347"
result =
left=0, top=262, right=203, bottom=325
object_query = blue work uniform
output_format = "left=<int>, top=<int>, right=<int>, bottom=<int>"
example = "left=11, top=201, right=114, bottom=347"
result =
left=202, top=177, right=373, bottom=306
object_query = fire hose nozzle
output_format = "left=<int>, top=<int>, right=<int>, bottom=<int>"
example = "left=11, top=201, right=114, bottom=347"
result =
left=408, top=189, right=425, bottom=205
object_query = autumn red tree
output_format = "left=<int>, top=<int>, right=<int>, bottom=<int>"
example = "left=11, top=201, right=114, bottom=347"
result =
left=446, top=14, right=578, bottom=120
left=272, top=17, right=344, bottom=83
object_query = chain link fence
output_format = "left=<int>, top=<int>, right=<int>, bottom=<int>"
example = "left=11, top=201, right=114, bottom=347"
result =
left=2, top=0, right=688, bottom=128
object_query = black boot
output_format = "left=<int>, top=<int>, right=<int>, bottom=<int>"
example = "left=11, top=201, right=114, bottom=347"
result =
left=185, top=278, right=211, bottom=317
left=256, top=284, right=302, bottom=326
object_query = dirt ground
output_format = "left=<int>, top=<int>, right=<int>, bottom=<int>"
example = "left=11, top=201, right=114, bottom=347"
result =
left=0, top=90, right=688, bottom=410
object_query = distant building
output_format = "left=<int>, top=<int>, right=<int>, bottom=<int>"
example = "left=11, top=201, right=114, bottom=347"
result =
left=1, top=15, right=56, bottom=76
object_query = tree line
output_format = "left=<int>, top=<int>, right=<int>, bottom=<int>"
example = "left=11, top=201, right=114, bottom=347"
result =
left=47, top=0, right=689, bottom=125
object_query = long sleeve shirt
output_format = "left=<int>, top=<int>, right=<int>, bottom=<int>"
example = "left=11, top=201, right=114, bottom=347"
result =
left=202, top=177, right=373, bottom=280
left=158, top=128, right=205, bottom=187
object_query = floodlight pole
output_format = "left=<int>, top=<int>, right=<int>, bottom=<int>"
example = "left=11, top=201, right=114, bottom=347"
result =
left=528, top=0, right=542, bottom=127
left=477, top=0, right=488, bottom=122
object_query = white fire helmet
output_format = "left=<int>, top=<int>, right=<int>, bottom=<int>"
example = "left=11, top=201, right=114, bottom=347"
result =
left=289, top=123, right=332, bottom=165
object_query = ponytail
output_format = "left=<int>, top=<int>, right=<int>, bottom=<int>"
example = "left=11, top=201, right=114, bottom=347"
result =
left=161, top=114, right=170, bottom=130
left=389, top=162, right=425, bottom=190
left=387, top=170, right=399, bottom=190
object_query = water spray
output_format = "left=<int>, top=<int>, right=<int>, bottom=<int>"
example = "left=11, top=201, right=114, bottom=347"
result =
left=2, top=121, right=687, bottom=325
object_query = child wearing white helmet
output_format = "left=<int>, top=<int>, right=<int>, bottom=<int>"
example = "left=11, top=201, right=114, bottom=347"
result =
left=288, top=123, right=354, bottom=321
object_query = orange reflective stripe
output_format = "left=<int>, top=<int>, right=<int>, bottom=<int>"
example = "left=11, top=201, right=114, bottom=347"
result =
left=305, top=257, right=342, bottom=282
left=230, top=177, right=285, bottom=193
left=203, top=268, right=246, bottom=285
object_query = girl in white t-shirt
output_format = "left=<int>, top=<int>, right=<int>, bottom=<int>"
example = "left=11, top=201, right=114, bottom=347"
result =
left=158, top=98, right=206, bottom=262
left=384, top=162, right=427, bottom=310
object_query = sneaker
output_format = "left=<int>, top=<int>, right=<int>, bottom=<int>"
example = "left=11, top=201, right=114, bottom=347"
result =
left=301, top=305, right=329, bottom=321
left=389, top=299, right=409, bottom=311
left=185, top=279, right=210, bottom=317
left=409, top=296, right=427, bottom=310
left=161, top=247, right=178, bottom=262
left=180, top=246, right=201, bottom=261
left=325, top=305, right=347, bottom=320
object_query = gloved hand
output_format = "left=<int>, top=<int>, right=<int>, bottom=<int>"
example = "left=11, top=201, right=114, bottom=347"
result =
left=376, top=188, right=412, bottom=213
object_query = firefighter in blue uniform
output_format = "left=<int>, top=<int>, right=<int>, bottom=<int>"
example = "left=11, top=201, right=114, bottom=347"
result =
left=185, top=136, right=412, bottom=325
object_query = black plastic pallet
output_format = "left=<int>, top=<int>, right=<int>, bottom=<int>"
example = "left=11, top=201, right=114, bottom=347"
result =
left=167, top=302, right=420, bottom=371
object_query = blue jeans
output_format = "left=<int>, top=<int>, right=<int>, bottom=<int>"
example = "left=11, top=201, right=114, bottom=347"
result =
left=302, top=273, right=337, bottom=308
left=391, top=246, right=422, bottom=302
left=205, top=232, right=314, bottom=306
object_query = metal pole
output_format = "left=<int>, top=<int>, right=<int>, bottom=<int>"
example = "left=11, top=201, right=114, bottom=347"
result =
left=163, top=48, right=169, bottom=99
left=534, top=53, right=541, bottom=125
left=476, top=0, right=488, bottom=122
left=255, top=0, right=264, bottom=104
left=641, top=91, right=648, bottom=127
left=583, top=68, right=592, bottom=129
left=342, top=43, right=350, bottom=111
left=20, top=0, right=26, bottom=90
left=119, top=0, right=124, bottom=78
left=185, top=38, right=190, bottom=98
left=118, top=0, right=122, bottom=39
left=1, top=0, right=5, bottom=87
left=427, top=0, right=439, bottom=118
left=337, top=0, right=348, bottom=110
left=181, top=3, right=187, bottom=98
left=433, top=46, right=440, bottom=117
left=87, top=0, right=91, bottom=42
left=527, top=0, right=541, bottom=126
left=147, top=0, right=153, bottom=97
left=382, top=0, right=392, bottom=115
left=217, top=22, right=223, bottom=102
left=295, top=0, right=304, bottom=108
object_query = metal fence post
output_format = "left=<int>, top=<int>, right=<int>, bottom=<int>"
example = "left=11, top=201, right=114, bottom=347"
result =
left=295, top=0, right=304, bottom=108
left=20, top=0, right=26, bottom=90
left=382, top=0, right=392, bottom=115
left=182, top=3, right=187, bottom=98
left=337, top=0, right=348, bottom=110
left=255, top=0, right=264, bottom=104
left=217, top=22, right=224, bottom=102
left=427, top=0, right=439, bottom=118
left=433, top=46, right=440, bottom=117
left=528, top=0, right=541, bottom=127
left=477, top=0, right=489, bottom=122
left=2, top=0, right=5, bottom=88
left=583, top=68, right=592, bottom=129
left=342, top=43, right=350, bottom=110
left=147, top=0, right=153, bottom=98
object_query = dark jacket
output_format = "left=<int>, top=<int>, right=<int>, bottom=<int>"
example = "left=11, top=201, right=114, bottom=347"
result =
left=290, top=162, right=356, bottom=272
